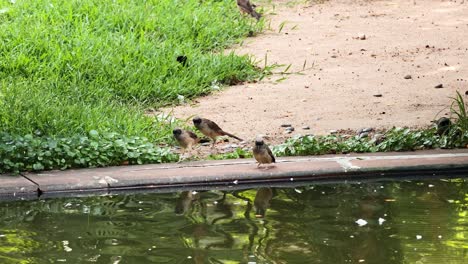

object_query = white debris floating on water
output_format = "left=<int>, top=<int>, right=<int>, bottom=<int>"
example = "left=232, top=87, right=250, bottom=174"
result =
left=416, top=235, right=422, bottom=240
left=62, top=240, right=72, bottom=252
left=355, top=219, right=368, bottom=226
left=378, top=217, right=386, bottom=225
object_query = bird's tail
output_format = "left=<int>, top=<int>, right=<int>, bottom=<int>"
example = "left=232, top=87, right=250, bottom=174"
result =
left=252, top=10, right=261, bottom=21
left=222, top=131, right=243, bottom=141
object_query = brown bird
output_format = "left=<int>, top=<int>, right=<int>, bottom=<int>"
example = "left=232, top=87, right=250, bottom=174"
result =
left=173, top=128, right=200, bottom=154
left=253, top=137, right=275, bottom=168
left=435, top=117, right=451, bottom=136
left=192, top=116, right=243, bottom=147
left=254, top=187, right=274, bottom=218
left=237, top=0, right=261, bottom=21
left=175, top=191, right=200, bottom=215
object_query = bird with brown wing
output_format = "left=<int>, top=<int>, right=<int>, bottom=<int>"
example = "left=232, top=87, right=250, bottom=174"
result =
left=237, top=0, right=261, bottom=21
left=192, top=116, right=243, bottom=148
left=253, top=136, right=275, bottom=168
left=254, top=187, right=274, bottom=218
left=173, top=128, right=200, bottom=155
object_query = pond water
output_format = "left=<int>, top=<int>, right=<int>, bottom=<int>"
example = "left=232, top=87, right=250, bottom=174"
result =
left=0, top=177, right=467, bottom=264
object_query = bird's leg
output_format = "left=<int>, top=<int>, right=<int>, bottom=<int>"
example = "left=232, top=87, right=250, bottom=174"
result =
left=211, top=138, right=216, bottom=149
left=177, top=151, right=185, bottom=163
left=187, top=144, right=194, bottom=157
left=257, top=163, right=261, bottom=168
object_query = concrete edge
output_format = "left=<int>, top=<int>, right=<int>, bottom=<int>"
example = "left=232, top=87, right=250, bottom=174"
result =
left=1, top=149, right=468, bottom=200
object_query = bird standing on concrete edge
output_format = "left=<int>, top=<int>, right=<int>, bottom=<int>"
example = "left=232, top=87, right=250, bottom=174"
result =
left=253, top=136, right=275, bottom=168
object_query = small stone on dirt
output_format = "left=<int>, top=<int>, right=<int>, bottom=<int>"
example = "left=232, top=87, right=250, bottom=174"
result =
left=358, top=33, right=366, bottom=40
left=373, top=94, right=383, bottom=97
left=285, top=127, right=295, bottom=132
left=302, top=126, right=310, bottom=130
left=404, top=74, right=412, bottom=79
left=434, top=84, right=443, bottom=88
left=330, top=130, right=338, bottom=134
left=359, top=127, right=374, bottom=133
left=281, top=124, right=292, bottom=127
left=359, top=132, right=369, bottom=138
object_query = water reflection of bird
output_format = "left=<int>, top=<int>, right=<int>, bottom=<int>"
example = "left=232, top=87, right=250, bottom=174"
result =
left=175, top=191, right=200, bottom=215
left=254, top=187, right=274, bottom=218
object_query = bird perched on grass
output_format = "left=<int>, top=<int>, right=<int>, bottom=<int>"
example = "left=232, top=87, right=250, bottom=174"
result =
left=176, top=55, right=188, bottom=67
left=192, top=116, right=243, bottom=147
left=253, top=136, right=275, bottom=168
left=237, top=0, right=261, bottom=21
left=172, top=128, right=200, bottom=154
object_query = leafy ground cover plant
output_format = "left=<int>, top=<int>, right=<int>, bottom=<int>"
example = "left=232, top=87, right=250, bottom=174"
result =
left=0, top=131, right=178, bottom=174
left=209, top=92, right=468, bottom=160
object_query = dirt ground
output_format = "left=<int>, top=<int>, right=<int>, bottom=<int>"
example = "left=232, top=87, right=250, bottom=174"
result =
left=162, top=0, right=468, bottom=146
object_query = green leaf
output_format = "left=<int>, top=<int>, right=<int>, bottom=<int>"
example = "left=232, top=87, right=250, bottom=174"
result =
left=89, top=130, right=99, bottom=138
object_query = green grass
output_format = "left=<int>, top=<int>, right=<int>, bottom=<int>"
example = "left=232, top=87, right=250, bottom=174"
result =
left=0, top=0, right=263, bottom=139
left=0, top=0, right=264, bottom=172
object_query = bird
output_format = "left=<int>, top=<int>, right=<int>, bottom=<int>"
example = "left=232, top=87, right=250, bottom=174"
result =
left=254, top=187, right=274, bottom=218
left=253, top=136, right=275, bottom=168
left=192, top=116, right=243, bottom=147
left=172, top=128, right=200, bottom=154
left=174, top=191, right=199, bottom=215
left=176, top=55, right=188, bottom=67
left=435, top=117, right=451, bottom=136
left=237, top=0, right=261, bottom=21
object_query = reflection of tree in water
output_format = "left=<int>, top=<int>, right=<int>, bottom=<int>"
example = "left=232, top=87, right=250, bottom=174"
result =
left=262, top=183, right=404, bottom=264
left=0, top=178, right=466, bottom=263
left=389, top=178, right=468, bottom=263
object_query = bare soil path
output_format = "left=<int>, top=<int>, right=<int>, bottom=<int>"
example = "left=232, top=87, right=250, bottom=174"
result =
left=162, top=0, right=468, bottom=145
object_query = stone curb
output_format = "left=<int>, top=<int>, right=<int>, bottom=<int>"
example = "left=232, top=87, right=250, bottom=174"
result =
left=1, top=149, right=468, bottom=200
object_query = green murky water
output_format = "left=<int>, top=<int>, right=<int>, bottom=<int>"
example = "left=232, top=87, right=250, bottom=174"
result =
left=0, top=177, right=467, bottom=264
